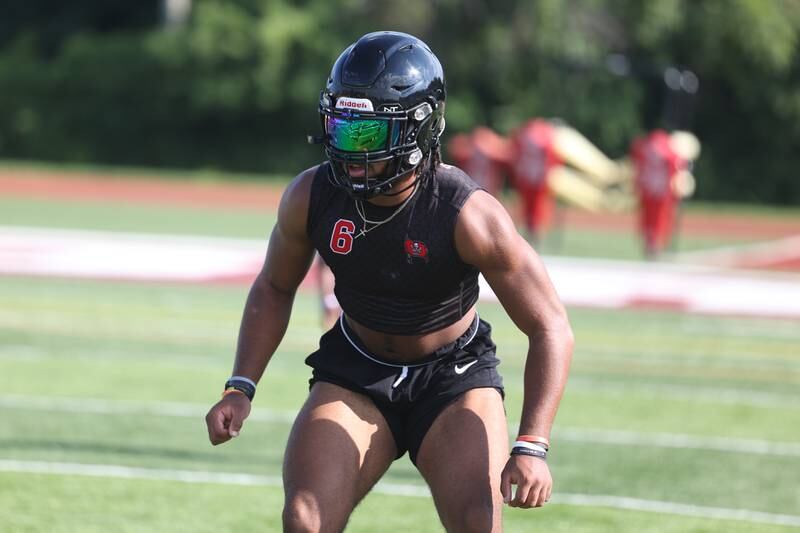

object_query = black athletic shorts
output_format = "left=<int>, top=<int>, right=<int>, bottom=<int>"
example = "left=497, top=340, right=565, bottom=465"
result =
left=305, top=313, right=504, bottom=464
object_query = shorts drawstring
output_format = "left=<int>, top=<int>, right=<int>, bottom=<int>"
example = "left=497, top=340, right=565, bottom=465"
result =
left=392, top=366, right=409, bottom=388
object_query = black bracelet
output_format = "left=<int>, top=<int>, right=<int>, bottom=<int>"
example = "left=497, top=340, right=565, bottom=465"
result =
left=511, top=446, right=547, bottom=460
left=224, top=378, right=256, bottom=401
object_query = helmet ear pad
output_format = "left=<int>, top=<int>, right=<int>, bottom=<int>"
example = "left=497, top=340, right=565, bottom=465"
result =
left=414, top=101, right=445, bottom=155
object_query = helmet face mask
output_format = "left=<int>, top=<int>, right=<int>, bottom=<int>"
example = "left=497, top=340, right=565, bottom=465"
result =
left=321, top=100, right=434, bottom=197
left=318, top=31, right=446, bottom=199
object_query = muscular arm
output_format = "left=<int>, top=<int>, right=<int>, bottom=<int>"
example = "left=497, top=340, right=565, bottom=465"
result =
left=231, top=169, right=317, bottom=383
left=207, top=169, right=317, bottom=445
left=455, top=190, right=573, bottom=442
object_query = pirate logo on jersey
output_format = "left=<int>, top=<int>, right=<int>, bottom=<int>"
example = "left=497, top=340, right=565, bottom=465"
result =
left=404, top=238, right=429, bottom=264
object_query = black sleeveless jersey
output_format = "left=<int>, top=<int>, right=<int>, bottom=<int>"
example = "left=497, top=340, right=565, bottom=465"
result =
left=306, top=163, right=482, bottom=335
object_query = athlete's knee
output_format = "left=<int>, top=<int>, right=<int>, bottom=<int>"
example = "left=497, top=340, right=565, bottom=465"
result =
left=283, top=491, right=323, bottom=533
left=442, top=497, right=500, bottom=533
left=283, top=489, right=349, bottom=533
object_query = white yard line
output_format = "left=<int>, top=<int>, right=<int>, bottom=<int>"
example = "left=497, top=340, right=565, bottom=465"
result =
left=0, top=395, right=296, bottom=424
left=2, top=395, right=798, bottom=457
left=1, top=460, right=798, bottom=527
left=554, top=493, right=800, bottom=528
left=565, top=378, right=800, bottom=410
left=556, top=428, right=800, bottom=457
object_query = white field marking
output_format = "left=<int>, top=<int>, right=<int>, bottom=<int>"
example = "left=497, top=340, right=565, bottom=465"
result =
left=0, top=225, right=267, bottom=249
left=553, top=257, right=791, bottom=319
left=0, top=395, right=296, bottom=424
left=673, top=234, right=800, bottom=269
left=3, top=225, right=800, bottom=318
left=555, top=428, right=800, bottom=457
left=578, top=346, right=800, bottom=369
left=1, top=460, right=799, bottom=527
left=676, top=316, right=800, bottom=341
left=2, top=395, right=799, bottom=457
left=566, top=377, right=800, bottom=410
left=553, top=493, right=800, bottom=528
left=0, top=226, right=266, bottom=282
left=0, top=341, right=215, bottom=363
left=0, top=345, right=44, bottom=360
left=532, top=255, right=800, bottom=319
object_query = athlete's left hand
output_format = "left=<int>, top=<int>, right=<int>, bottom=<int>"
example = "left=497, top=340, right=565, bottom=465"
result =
left=500, top=455, right=552, bottom=508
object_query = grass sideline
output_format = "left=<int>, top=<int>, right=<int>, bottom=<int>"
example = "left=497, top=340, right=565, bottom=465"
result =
left=0, top=159, right=292, bottom=186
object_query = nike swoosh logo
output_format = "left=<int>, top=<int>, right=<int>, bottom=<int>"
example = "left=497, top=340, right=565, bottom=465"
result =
left=454, top=359, right=478, bottom=375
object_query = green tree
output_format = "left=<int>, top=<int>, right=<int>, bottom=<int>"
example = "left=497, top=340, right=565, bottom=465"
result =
left=2, top=0, right=800, bottom=204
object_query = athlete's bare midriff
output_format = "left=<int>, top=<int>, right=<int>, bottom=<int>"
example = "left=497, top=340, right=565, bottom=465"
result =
left=344, top=306, right=477, bottom=362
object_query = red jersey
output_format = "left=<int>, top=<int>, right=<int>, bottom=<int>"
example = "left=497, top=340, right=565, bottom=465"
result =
left=511, top=119, right=561, bottom=189
left=631, top=129, right=685, bottom=199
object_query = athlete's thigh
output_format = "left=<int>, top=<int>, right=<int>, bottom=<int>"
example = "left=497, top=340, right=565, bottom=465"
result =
left=415, top=387, right=508, bottom=533
left=283, top=382, right=397, bottom=523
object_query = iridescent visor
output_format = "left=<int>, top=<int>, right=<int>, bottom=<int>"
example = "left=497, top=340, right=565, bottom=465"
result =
left=326, top=116, right=390, bottom=152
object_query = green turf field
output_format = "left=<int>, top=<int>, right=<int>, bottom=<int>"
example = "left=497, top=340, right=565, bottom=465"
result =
left=1, top=175, right=799, bottom=531
left=1, top=278, right=799, bottom=532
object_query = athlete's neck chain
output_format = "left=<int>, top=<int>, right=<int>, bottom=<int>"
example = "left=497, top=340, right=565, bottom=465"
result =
left=354, top=181, right=419, bottom=239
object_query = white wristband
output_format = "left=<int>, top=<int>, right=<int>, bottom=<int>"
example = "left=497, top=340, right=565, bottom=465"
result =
left=229, top=375, right=257, bottom=389
left=513, top=441, right=548, bottom=454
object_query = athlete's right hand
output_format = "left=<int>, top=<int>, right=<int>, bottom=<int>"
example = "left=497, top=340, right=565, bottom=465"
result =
left=205, top=393, right=252, bottom=445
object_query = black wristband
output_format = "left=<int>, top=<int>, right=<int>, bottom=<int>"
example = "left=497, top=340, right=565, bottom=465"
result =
left=511, top=446, right=547, bottom=460
left=224, top=378, right=256, bottom=401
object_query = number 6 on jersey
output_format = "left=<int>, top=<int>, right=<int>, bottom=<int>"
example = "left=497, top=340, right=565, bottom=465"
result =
left=330, top=219, right=356, bottom=254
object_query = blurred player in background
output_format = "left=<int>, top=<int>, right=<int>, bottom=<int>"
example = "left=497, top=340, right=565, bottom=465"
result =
left=205, top=31, right=573, bottom=532
left=447, top=126, right=512, bottom=199
left=509, top=119, right=563, bottom=244
left=630, top=129, right=698, bottom=258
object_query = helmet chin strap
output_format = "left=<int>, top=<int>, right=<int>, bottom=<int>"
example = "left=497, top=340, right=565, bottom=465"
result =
left=377, top=168, right=419, bottom=197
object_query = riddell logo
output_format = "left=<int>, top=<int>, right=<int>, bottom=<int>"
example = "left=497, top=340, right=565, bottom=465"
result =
left=336, top=97, right=374, bottom=111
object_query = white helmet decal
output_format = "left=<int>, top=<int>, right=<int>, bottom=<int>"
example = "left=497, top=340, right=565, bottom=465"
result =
left=335, top=97, right=374, bottom=111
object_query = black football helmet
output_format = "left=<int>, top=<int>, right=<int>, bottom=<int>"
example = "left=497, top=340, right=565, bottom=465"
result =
left=318, top=31, right=446, bottom=199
